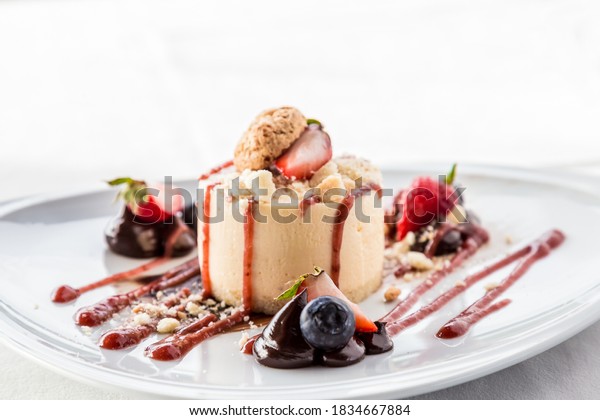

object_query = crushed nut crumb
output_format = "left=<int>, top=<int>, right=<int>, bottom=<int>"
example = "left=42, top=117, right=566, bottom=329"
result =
left=406, top=252, right=434, bottom=271
left=133, top=313, right=152, bottom=326
left=384, top=286, right=401, bottom=302
left=238, top=331, right=250, bottom=349
left=157, top=318, right=180, bottom=334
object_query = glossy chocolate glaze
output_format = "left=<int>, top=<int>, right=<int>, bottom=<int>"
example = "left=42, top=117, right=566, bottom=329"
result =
left=253, top=290, right=315, bottom=369
left=355, top=321, right=393, bottom=355
left=105, top=206, right=195, bottom=258
left=319, top=336, right=365, bottom=367
left=253, top=291, right=392, bottom=369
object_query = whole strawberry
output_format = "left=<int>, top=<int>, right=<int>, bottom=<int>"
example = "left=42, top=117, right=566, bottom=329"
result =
left=107, top=177, right=183, bottom=224
left=395, top=169, right=458, bottom=241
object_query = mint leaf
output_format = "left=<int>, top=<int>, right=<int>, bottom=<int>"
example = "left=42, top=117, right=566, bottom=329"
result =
left=446, top=163, right=457, bottom=185
left=306, top=118, right=322, bottom=127
left=276, top=266, right=324, bottom=300
left=107, top=177, right=135, bottom=186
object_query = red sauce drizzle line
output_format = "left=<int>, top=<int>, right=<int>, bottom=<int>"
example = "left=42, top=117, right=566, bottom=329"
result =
left=241, top=333, right=261, bottom=355
left=331, top=183, right=381, bottom=287
left=51, top=218, right=192, bottom=304
left=75, top=259, right=199, bottom=327
left=201, top=184, right=217, bottom=298
left=243, top=199, right=255, bottom=311
left=197, top=160, right=234, bottom=181
left=385, top=237, right=531, bottom=335
left=380, top=225, right=490, bottom=324
left=145, top=310, right=248, bottom=361
left=51, top=257, right=168, bottom=303
left=436, top=229, right=565, bottom=339
left=98, top=287, right=192, bottom=350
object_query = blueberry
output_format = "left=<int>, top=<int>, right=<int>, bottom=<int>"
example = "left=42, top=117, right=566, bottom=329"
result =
left=435, top=228, right=462, bottom=256
left=299, top=296, right=355, bottom=352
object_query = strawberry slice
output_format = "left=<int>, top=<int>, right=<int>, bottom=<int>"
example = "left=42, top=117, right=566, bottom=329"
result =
left=279, top=268, right=378, bottom=333
left=108, top=177, right=184, bottom=224
left=273, top=122, right=332, bottom=180
left=395, top=176, right=457, bottom=240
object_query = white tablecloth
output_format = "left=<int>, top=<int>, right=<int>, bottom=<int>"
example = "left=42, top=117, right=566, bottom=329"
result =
left=1, top=0, right=599, bottom=399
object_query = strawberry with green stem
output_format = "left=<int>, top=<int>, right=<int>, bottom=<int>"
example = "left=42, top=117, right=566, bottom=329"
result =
left=108, top=177, right=184, bottom=224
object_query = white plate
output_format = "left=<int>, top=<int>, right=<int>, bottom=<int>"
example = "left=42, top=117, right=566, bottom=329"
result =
left=1, top=165, right=600, bottom=399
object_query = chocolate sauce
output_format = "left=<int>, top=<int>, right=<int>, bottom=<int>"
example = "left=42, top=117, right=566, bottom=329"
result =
left=105, top=207, right=195, bottom=259
left=253, top=291, right=315, bottom=369
left=252, top=290, right=390, bottom=369
left=319, top=336, right=365, bottom=367
left=355, top=321, right=393, bottom=355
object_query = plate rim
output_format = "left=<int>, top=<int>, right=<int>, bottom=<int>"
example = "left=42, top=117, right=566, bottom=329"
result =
left=1, top=163, right=600, bottom=399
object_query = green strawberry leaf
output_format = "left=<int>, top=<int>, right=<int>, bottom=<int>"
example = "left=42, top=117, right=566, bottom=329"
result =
left=306, top=118, right=322, bottom=127
left=446, top=163, right=457, bottom=185
left=276, top=266, right=324, bottom=300
left=106, top=177, right=148, bottom=208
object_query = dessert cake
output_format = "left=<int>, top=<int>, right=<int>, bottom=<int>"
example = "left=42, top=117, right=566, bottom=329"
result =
left=50, top=104, right=565, bottom=370
left=198, top=107, right=384, bottom=314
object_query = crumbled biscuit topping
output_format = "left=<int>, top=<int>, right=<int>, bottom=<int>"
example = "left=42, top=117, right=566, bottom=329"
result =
left=234, top=107, right=307, bottom=171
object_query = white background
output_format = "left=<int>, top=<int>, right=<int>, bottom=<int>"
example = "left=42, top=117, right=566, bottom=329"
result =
left=1, top=0, right=599, bottom=399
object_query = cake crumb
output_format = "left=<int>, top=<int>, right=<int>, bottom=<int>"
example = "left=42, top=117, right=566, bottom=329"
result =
left=403, top=273, right=414, bottom=282
left=425, top=279, right=434, bottom=286
left=407, top=252, right=434, bottom=271
left=133, top=313, right=152, bottom=326
left=384, top=286, right=401, bottom=302
left=186, top=302, right=203, bottom=316
left=157, top=318, right=180, bottom=334
left=238, top=331, right=250, bottom=349
left=455, top=280, right=467, bottom=288
left=505, top=235, right=513, bottom=245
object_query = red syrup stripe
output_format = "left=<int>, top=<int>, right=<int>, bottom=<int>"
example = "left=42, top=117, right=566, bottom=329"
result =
left=380, top=225, right=490, bottom=324
left=51, top=218, right=193, bottom=304
left=198, top=160, right=234, bottom=181
left=384, top=229, right=565, bottom=338
left=242, top=199, right=255, bottom=311
left=331, top=184, right=382, bottom=287
left=201, top=184, right=217, bottom=298
left=75, top=258, right=199, bottom=327
left=145, top=310, right=248, bottom=361
left=143, top=199, right=256, bottom=361
left=436, top=229, right=565, bottom=339
left=98, top=287, right=192, bottom=350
